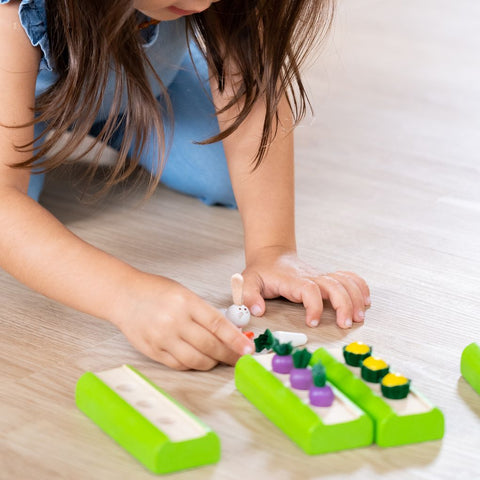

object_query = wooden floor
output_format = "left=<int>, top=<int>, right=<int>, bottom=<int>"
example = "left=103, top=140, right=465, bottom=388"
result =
left=1, top=0, right=479, bottom=478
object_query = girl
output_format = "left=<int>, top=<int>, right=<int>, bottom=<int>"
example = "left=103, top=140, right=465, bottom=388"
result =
left=0, top=0, right=370, bottom=370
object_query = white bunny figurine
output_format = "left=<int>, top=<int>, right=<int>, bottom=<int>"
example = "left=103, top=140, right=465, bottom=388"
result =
left=224, top=273, right=251, bottom=328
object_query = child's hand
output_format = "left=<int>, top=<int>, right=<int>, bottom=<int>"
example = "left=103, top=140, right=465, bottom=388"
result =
left=242, top=247, right=371, bottom=329
left=111, top=274, right=254, bottom=370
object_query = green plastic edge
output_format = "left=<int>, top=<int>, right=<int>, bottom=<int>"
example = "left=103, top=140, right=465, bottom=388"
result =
left=461, top=342, right=480, bottom=395
left=235, top=355, right=374, bottom=454
left=75, top=366, right=220, bottom=474
left=311, top=348, right=445, bottom=447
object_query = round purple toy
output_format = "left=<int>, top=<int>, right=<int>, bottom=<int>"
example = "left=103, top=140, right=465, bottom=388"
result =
left=309, top=385, right=334, bottom=407
left=290, top=368, right=313, bottom=390
left=272, top=354, right=294, bottom=374
left=271, top=342, right=294, bottom=374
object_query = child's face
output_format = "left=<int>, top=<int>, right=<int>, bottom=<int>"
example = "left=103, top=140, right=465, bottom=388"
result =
left=134, top=0, right=219, bottom=20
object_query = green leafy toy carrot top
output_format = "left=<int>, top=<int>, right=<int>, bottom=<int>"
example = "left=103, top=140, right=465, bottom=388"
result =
left=311, top=362, right=327, bottom=387
left=273, top=342, right=293, bottom=356
left=254, top=329, right=277, bottom=353
left=292, top=348, right=312, bottom=369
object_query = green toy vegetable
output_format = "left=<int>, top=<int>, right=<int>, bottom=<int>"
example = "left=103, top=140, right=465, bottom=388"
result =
left=254, top=329, right=277, bottom=353
left=343, top=342, right=372, bottom=367
left=381, top=373, right=411, bottom=399
left=311, top=362, right=327, bottom=387
left=361, top=356, right=389, bottom=383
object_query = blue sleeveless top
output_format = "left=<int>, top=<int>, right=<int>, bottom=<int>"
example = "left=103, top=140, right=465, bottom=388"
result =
left=1, top=0, right=189, bottom=119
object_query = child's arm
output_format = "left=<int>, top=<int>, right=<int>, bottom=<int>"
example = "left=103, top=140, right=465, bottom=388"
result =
left=0, top=4, right=253, bottom=370
left=212, top=82, right=370, bottom=329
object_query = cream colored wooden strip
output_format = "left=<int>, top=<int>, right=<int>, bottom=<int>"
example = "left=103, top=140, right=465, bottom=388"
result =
left=96, top=365, right=208, bottom=442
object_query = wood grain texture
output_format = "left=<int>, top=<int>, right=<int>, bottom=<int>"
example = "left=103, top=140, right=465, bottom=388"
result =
left=1, top=0, right=479, bottom=478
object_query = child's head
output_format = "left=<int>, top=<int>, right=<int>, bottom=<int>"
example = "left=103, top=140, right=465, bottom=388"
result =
left=17, top=0, right=334, bottom=196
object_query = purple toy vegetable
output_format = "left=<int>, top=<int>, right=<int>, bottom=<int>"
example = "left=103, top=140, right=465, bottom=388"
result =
left=309, top=362, right=334, bottom=407
left=272, top=342, right=294, bottom=374
left=290, top=349, right=313, bottom=390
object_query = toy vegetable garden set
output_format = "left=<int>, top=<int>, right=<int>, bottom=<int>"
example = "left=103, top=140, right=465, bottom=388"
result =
left=76, top=333, right=446, bottom=475
left=235, top=330, right=445, bottom=454
left=75, top=276, right=448, bottom=474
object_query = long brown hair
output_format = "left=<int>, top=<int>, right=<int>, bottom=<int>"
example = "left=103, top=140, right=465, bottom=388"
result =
left=14, top=0, right=334, bottom=196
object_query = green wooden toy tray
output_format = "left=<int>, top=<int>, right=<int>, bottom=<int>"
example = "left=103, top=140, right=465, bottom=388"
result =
left=76, top=365, right=220, bottom=474
left=235, top=353, right=374, bottom=454
left=461, top=342, right=480, bottom=395
left=311, top=348, right=445, bottom=447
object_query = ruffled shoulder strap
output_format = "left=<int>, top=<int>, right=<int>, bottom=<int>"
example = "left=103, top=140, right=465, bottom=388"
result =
left=1, top=0, right=51, bottom=71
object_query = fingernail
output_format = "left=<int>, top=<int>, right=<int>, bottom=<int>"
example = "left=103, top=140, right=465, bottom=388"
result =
left=365, top=296, right=371, bottom=306
left=251, top=305, right=262, bottom=316
left=243, top=346, right=254, bottom=355
left=344, top=318, right=353, bottom=328
left=357, top=310, right=365, bottom=321
left=310, top=320, right=319, bottom=327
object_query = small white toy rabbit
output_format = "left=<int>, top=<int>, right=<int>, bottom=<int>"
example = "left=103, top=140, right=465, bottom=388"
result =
left=224, top=273, right=251, bottom=328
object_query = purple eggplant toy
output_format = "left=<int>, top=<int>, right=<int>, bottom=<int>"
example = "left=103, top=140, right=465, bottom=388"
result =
left=272, top=342, right=294, bottom=374
left=309, top=362, right=334, bottom=407
left=290, top=349, right=313, bottom=390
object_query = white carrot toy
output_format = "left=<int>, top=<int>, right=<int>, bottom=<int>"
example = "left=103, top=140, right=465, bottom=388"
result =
left=224, top=273, right=251, bottom=328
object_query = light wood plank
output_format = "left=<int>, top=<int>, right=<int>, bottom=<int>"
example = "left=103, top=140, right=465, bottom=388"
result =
left=1, top=0, right=479, bottom=478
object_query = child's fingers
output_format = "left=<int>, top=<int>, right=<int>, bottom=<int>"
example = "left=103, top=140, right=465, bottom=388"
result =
left=301, top=282, right=324, bottom=327
left=165, top=339, right=218, bottom=371
left=118, top=325, right=189, bottom=370
left=278, top=279, right=324, bottom=328
left=313, top=275, right=354, bottom=329
left=241, top=271, right=266, bottom=316
left=328, top=272, right=366, bottom=323
left=148, top=348, right=189, bottom=371
left=181, top=322, right=241, bottom=366
left=194, top=304, right=255, bottom=357
left=336, top=271, right=371, bottom=306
